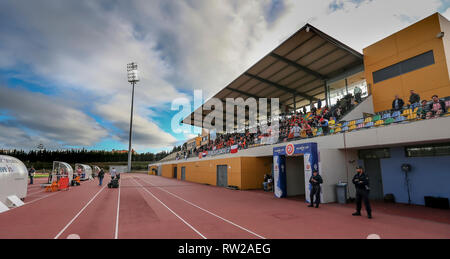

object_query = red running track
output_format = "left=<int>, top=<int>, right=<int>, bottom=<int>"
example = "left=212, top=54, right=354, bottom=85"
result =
left=0, top=173, right=449, bottom=239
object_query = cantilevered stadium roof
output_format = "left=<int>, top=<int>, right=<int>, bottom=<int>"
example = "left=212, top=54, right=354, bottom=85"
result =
left=183, top=24, right=364, bottom=129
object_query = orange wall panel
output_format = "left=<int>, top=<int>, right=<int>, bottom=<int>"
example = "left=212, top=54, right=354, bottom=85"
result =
left=364, top=13, right=450, bottom=112
left=163, top=157, right=243, bottom=188
left=240, top=157, right=273, bottom=190
left=157, top=156, right=273, bottom=190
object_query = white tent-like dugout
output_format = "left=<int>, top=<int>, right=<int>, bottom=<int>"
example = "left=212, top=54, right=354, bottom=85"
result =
left=75, top=164, right=93, bottom=181
left=0, top=155, right=28, bottom=211
left=50, top=161, right=74, bottom=183
left=92, top=165, right=101, bottom=177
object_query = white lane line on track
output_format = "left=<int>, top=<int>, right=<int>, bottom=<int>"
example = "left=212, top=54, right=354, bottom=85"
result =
left=130, top=177, right=207, bottom=239
left=114, top=178, right=121, bottom=239
left=54, top=185, right=106, bottom=239
left=138, top=176, right=266, bottom=239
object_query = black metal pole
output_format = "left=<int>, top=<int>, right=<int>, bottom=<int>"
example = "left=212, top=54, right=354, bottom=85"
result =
left=127, top=81, right=135, bottom=173
left=405, top=171, right=411, bottom=205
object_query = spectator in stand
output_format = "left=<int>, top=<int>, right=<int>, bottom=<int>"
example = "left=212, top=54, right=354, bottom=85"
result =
left=302, top=121, right=313, bottom=138
left=417, top=100, right=429, bottom=120
left=354, top=86, right=362, bottom=103
left=427, top=95, right=446, bottom=118
left=311, top=104, right=317, bottom=115
left=409, top=90, right=420, bottom=107
left=302, top=106, right=307, bottom=114
left=290, top=123, right=301, bottom=139
left=392, top=95, right=405, bottom=111
left=336, top=107, right=342, bottom=118
left=320, top=118, right=329, bottom=135
left=317, top=100, right=322, bottom=110
left=280, top=128, right=288, bottom=142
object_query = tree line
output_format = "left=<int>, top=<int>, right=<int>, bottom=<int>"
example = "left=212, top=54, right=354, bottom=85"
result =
left=0, top=149, right=171, bottom=164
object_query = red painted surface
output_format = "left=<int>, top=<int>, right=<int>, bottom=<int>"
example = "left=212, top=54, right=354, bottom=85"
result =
left=0, top=173, right=449, bottom=239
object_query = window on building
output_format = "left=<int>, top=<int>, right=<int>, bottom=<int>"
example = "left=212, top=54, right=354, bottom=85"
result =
left=405, top=143, right=450, bottom=157
left=373, top=50, right=435, bottom=84
left=358, top=148, right=391, bottom=159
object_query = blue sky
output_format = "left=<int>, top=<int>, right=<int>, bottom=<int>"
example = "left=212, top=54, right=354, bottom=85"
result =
left=1, top=0, right=449, bottom=153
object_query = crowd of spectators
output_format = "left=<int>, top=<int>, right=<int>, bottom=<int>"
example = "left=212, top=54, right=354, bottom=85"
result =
left=391, top=91, right=448, bottom=119
left=174, top=93, right=364, bottom=159
left=172, top=91, right=448, bottom=161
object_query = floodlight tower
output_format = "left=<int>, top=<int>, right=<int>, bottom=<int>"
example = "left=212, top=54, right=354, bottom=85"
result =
left=127, top=62, right=140, bottom=173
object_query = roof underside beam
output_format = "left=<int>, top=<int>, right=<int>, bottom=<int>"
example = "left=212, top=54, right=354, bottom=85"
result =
left=269, top=53, right=328, bottom=81
left=225, top=88, right=262, bottom=99
left=244, top=72, right=319, bottom=102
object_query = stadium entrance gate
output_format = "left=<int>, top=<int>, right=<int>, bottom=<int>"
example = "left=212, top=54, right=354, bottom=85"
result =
left=273, top=143, right=320, bottom=203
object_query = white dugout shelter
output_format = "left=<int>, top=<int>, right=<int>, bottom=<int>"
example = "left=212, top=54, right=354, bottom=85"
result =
left=50, top=161, right=74, bottom=183
left=75, top=164, right=93, bottom=181
left=0, top=155, right=28, bottom=212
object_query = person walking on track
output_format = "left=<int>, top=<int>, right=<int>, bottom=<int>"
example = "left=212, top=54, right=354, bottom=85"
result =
left=98, top=168, right=105, bottom=186
left=352, top=166, right=372, bottom=219
left=28, top=167, right=35, bottom=185
left=308, top=170, right=323, bottom=208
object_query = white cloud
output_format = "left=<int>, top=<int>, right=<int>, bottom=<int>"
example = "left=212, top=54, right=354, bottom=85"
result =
left=95, top=94, right=177, bottom=150
left=0, top=0, right=447, bottom=151
left=0, top=87, right=108, bottom=148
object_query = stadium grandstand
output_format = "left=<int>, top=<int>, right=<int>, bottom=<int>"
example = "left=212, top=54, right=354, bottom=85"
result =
left=149, top=13, right=450, bottom=207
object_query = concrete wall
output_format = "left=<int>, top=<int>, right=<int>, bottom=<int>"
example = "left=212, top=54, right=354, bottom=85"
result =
left=439, top=14, right=450, bottom=81
left=319, top=149, right=359, bottom=203
left=341, top=95, right=374, bottom=122
left=380, top=147, right=450, bottom=205
left=344, top=116, right=450, bottom=149
left=153, top=117, right=450, bottom=201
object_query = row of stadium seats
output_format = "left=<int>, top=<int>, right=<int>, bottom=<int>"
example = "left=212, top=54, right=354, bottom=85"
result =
left=324, top=98, right=450, bottom=136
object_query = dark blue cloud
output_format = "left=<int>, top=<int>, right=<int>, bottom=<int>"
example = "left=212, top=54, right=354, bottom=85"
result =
left=265, top=0, right=287, bottom=24
left=329, top=0, right=371, bottom=12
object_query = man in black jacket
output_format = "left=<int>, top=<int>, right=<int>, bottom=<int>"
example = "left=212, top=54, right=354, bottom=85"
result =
left=308, top=171, right=323, bottom=208
left=392, top=95, right=405, bottom=111
left=408, top=90, right=420, bottom=106
left=98, top=168, right=105, bottom=186
left=352, top=166, right=372, bottom=219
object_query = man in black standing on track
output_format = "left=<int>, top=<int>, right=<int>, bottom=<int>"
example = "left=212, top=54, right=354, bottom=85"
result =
left=352, top=166, right=372, bottom=219
left=308, top=170, right=323, bottom=208
left=28, top=167, right=35, bottom=185
left=98, top=168, right=105, bottom=186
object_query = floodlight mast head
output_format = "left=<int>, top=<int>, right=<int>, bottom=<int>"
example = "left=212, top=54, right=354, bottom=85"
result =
left=127, top=62, right=140, bottom=83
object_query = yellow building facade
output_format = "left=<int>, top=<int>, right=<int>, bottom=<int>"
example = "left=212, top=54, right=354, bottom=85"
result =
left=155, top=156, right=272, bottom=190
left=364, top=13, right=450, bottom=112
